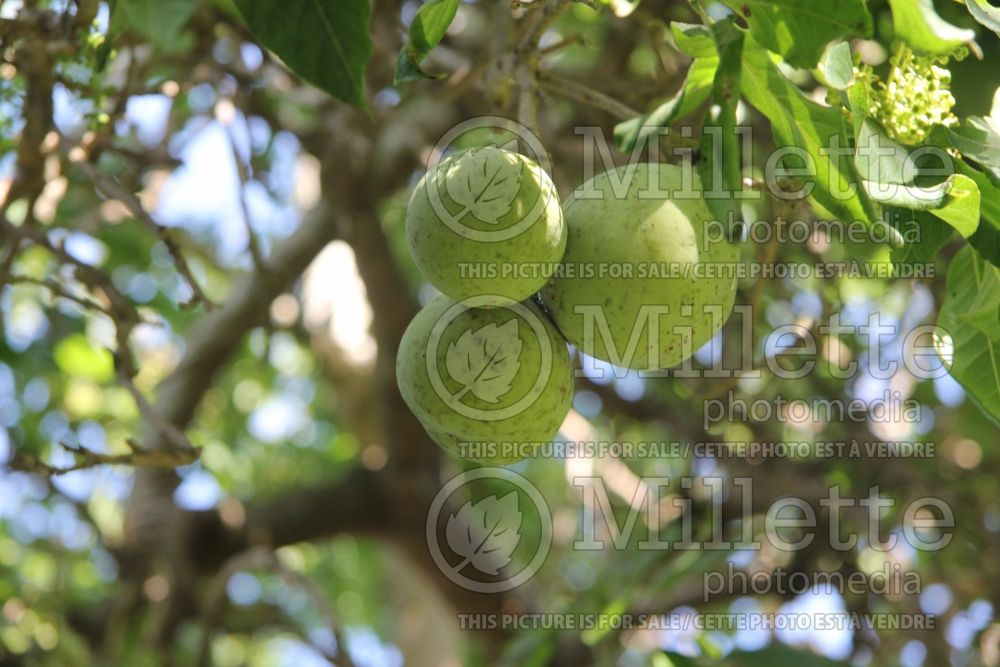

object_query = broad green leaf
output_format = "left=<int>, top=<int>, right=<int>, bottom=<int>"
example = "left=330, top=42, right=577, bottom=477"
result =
left=54, top=334, right=114, bottom=383
left=965, top=0, right=1000, bottom=36
left=614, top=59, right=717, bottom=152
left=889, top=207, right=954, bottom=273
left=862, top=179, right=949, bottom=209
left=862, top=174, right=980, bottom=237
left=613, top=23, right=719, bottom=152
left=950, top=158, right=1000, bottom=266
left=819, top=41, right=855, bottom=91
left=394, top=0, right=461, bottom=84
left=854, top=118, right=918, bottom=185
left=722, top=0, right=872, bottom=69
left=941, top=120, right=1000, bottom=184
left=699, top=18, right=744, bottom=228
left=846, top=76, right=873, bottom=137
left=953, top=160, right=1000, bottom=232
left=958, top=266, right=1000, bottom=339
left=929, top=174, right=981, bottom=237
left=888, top=0, right=976, bottom=54
left=936, top=246, right=1000, bottom=424
left=970, top=223, right=1000, bottom=267
left=672, top=59, right=718, bottom=118
left=671, top=22, right=716, bottom=58
left=235, top=0, right=373, bottom=107
left=122, top=0, right=194, bottom=52
left=740, top=34, right=871, bottom=225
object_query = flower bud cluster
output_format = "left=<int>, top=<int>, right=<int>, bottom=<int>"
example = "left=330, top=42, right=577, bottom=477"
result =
left=855, top=45, right=960, bottom=145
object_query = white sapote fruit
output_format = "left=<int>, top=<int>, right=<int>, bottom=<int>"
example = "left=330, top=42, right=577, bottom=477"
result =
left=396, top=294, right=573, bottom=462
left=541, top=163, right=739, bottom=370
left=406, top=146, right=566, bottom=307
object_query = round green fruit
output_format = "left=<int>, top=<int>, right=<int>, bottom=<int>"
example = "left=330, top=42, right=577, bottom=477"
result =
left=541, top=163, right=739, bottom=371
left=406, top=146, right=566, bottom=307
left=396, top=294, right=573, bottom=462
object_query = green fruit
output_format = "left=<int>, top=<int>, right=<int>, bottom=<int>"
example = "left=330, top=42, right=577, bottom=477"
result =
left=406, top=147, right=566, bottom=307
left=396, top=294, right=573, bottom=462
left=541, top=163, right=739, bottom=371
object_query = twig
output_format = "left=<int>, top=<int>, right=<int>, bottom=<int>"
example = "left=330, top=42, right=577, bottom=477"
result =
left=8, top=440, right=197, bottom=477
left=537, top=70, right=640, bottom=120
left=515, top=62, right=541, bottom=143
left=9, top=273, right=163, bottom=325
left=3, top=216, right=143, bottom=327
left=7, top=272, right=115, bottom=314
left=511, top=0, right=573, bottom=159
left=3, top=218, right=198, bottom=458
left=538, top=34, right=581, bottom=56
left=222, top=113, right=267, bottom=272
left=115, top=354, right=198, bottom=455
left=63, top=141, right=216, bottom=310
left=517, top=0, right=572, bottom=50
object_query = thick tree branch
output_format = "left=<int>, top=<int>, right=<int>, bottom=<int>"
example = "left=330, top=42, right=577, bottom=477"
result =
left=145, top=201, right=337, bottom=442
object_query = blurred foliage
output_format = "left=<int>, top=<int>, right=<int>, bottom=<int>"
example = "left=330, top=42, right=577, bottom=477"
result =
left=0, top=0, right=999, bottom=666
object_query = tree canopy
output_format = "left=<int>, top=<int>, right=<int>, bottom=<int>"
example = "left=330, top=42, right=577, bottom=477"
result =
left=0, top=0, right=999, bottom=666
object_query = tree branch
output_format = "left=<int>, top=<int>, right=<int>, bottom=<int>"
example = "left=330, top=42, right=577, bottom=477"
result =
left=537, top=70, right=640, bottom=120
left=63, top=140, right=216, bottom=310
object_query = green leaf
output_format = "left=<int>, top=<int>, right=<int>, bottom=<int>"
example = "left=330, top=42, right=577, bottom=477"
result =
left=614, top=60, right=717, bottom=152
left=394, top=0, right=461, bottom=84
left=699, top=18, right=744, bottom=229
left=122, top=0, right=194, bottom=52
left=930, top=174, right=981, bottom=237
left=818, top=41, right=855, bottom=91
left=722, top=0, right=872, bottom=69
left=958, top=269, right=1000, bottom=340
left=739, top=33, right=872, bottom=224
left=54, top=334, right=115, bottom=383
left=888, top=0, right=976, bottom=54
left=671, top=22, right=716, bottom=58
left=953, top=159, right=1000, bottom=232
left=854, top=118, right=918, bottom=185
left=965, top=0, right=1000, bottom=36
left=931, top=126, right=1000, bottom=231
left=970, top=222, right=1000, bottom=267
left=235, top=0, right=373, bottom=107
left=889, top=207, right=954, bottom=273
left=949, top=158, right=1000, bottom=266
left=862, top=174, right=980, bottom=237
left=613, top=23, right=719, bottom=152
left=941, top=120, right=1000, bottom=184
left=846, top=76, right=873, bottom=137
left=936, top=245, right=1000, bottom=424
left=862, top=179, right=949, bottom=209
